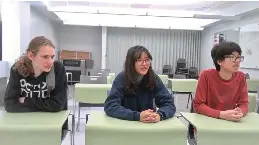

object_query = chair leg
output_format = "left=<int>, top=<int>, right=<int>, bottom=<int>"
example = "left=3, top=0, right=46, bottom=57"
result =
left=72, top=114, right=75, bottom=145
left=76, top=107, right=81, bottom=132
left=70, top=130, right=73, bottom=145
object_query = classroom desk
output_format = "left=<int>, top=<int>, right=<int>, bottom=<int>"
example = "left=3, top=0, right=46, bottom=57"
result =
left=0, top=110, right=70, bottom=145
left=168, top=79, right=198, bottom=109
left=181, top=112, right=259, bottom=145
left=85, top=112, right=186, bottom=145
left=168, top=79, right=198, bottom=93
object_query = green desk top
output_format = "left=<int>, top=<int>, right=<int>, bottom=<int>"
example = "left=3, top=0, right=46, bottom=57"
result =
left=168, top=79, right=198, bottom=92
left=0, top=110, right=70, bottom=145
left=85, top=111, right=186, bottom=145
left=181, top=112, right=259, bottom=145
left=74, top=84, right=112, bottom=103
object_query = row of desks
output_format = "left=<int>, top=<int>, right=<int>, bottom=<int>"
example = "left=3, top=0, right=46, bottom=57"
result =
left=1, top=109, right=259, bottom=145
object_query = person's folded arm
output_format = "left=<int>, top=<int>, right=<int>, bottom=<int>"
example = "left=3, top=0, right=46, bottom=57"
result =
left=236, top=74, right=248, bottom=116
left=154, top=76, right=176, bottom=120
left=4, top=67, right=35, bottom=112
left=193, top=71, right=221, bottom=118
left=104, top=73, right=140, bottom=121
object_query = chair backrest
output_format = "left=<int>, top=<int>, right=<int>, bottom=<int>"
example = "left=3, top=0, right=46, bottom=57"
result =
left=171, top=79, right=198, bottom=93
left=248, top=93, right=257, bottom=112
left=176, top=58, right=186, bottom=68
left=158, top=75, right=169, bottom=87
left=246, top=79, right=259, bottom=93
left=163, top=65, right=171, bottom=69
left=89, top=69, right=110, bottom=76
left=74, top=84, right=112, bottom=103
left=80, top=75, right=107, bottom=84
left=107, top=76, right=112, bottom=84
left=245, top=73, right=250, bottom=79
left=0, top=77, right=7, bottom=106
left=188, top=67, right=198, bottom=78
left=256, top=87, right=259, bottom=113
left=107, top=73, right=116, bottom=84
left=173, top=74, right=186, bottom=79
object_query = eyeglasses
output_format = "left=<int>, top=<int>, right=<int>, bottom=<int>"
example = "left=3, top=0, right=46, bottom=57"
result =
left=225, top=55, right=244, bottom=62
left=136, top=59, right=151, bottom=65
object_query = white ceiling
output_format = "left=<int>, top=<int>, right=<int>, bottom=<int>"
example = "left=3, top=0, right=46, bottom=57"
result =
left=41, top=1, right=259, bottom=30
left=240, top=23, right=259, bottom=32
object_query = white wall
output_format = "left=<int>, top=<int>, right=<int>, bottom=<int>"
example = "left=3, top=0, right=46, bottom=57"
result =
left=59, top=25, right=102, bottom=69
left=30, top=8, right=60, bottom=60
left=201, top=12, right=259, bottom=79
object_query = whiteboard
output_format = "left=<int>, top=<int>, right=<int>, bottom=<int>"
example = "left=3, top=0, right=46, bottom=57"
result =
left=239, top=31, right=259, bottom=69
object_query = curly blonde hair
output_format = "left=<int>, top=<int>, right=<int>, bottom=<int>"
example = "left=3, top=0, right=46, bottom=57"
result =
left=14, top=36, right=55, bottom=77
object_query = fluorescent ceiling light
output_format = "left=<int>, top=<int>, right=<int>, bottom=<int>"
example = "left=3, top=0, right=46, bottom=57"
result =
left=48, top=5, right=198, bottom=18
left=147, top=10, right=194, bottom=17
left=99, top=8, right=147, bottom=15
left=79, top=0, right=200, bottom=5
left=55, top=12, right=212, bottom=30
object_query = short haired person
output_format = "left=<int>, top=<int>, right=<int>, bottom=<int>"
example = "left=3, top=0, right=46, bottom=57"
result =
left=4, top=36, right=67, bottom=112
left=193, top=41, right=248, bottom=122
left=104, top=45, right=176, bottom=123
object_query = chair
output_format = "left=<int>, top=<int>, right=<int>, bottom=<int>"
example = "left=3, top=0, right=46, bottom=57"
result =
left=108, top=73, right=116, bottom=83
left=76, top=75, right=108, bottom=131
left=248, top=93, right=258, bottom=112
left=0, top=77, right=7, bottom=107
left=246, top=79, right=259, bottom=93
left=171, top=79, right=198, bottom=109
left=256, top=87, right=259, bottom=113
left=80, top=75, right=107, bottom=84
left=188, top=67, right=199, bottom=79
left=173, top=74, right=187, bottom=79
left=245, top=73, right=250, bottom=79
left=162, top=65, right=172, bottom=75
left=158, top=75, right=169, bottom=87
left=88, top=69, right=110, bottom=76
left=175, top=58, right=188, bottom=76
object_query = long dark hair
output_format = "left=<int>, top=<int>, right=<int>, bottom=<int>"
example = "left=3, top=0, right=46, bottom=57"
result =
left=124, top=45, right=156, bottom=94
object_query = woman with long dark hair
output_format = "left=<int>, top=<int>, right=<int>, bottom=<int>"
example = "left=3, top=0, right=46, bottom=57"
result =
left=104, top=45, right=176, bottom=123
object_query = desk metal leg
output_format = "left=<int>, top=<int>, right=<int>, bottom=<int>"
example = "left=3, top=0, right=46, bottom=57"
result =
left=76, top=106, right=81, bottom=132
left=72, top=114, right=75, bottom=145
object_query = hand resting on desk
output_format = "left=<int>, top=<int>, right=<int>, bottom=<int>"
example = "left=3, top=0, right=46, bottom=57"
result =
left=219, top=108, right=243, bottom=122
left=140, top=109, right=160, bottom=123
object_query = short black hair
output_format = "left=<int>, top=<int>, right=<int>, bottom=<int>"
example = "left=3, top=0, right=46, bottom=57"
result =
left=211, top=41, right=242, bottom=71
left=124, top=45, right=156, bottom=94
